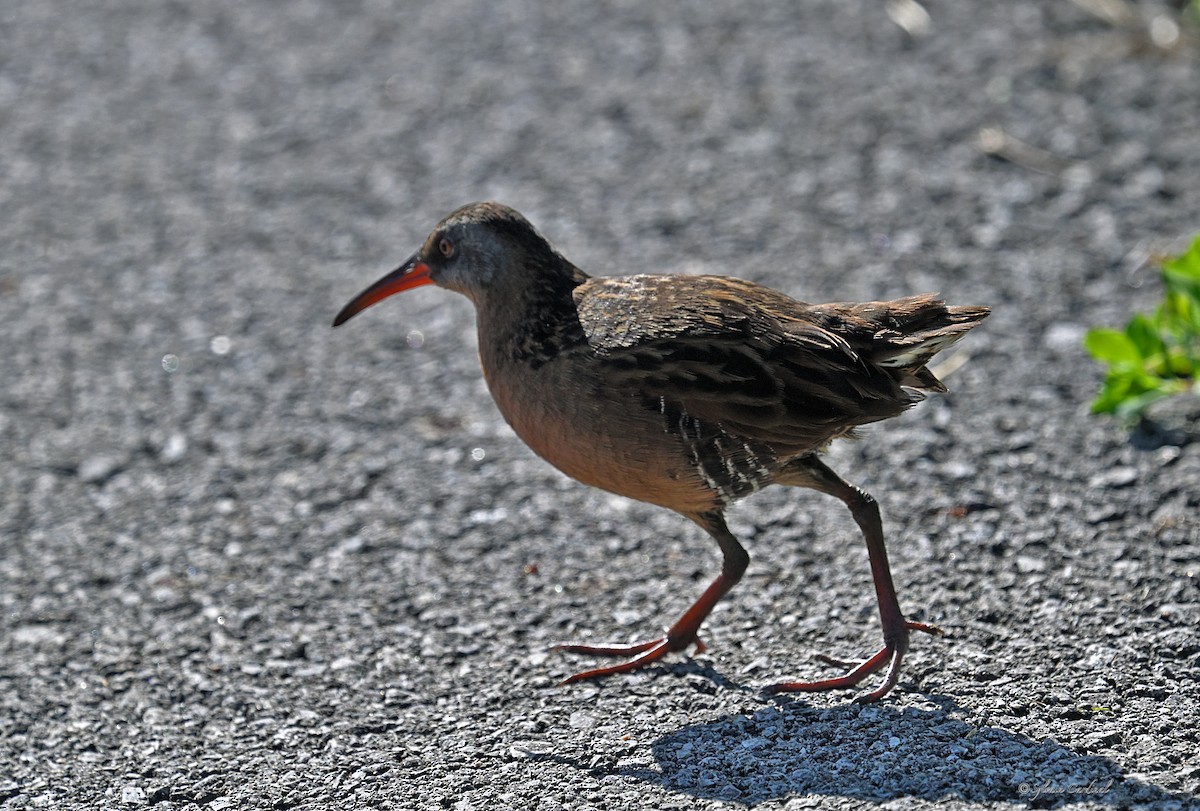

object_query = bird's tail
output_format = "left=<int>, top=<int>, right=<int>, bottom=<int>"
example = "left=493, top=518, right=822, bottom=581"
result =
left=810, top=294, right=990, bottom=392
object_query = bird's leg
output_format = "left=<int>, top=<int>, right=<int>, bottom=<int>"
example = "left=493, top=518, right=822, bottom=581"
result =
left=765, top=455, right=942, bottom=703
left=556, top=510, right=748, bottom=684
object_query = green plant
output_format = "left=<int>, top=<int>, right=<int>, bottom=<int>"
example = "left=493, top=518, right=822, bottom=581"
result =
left=1085, top=234, right=1200, bottom=421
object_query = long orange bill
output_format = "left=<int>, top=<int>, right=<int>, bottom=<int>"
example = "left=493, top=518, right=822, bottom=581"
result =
left=332, top=255, right=433, bottom=327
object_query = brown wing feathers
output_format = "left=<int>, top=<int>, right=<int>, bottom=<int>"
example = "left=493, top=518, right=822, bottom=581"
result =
left=577, top=276, right=988, bottom=451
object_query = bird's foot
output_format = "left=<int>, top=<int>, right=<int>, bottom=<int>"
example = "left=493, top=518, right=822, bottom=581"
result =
left=763, top=620, right=943, bottom=704
left=553, top=633, right=705, bottom=684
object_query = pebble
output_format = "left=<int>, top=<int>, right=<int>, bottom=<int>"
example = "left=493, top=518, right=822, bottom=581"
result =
left=1088, top=467, right=1139, bottom=489
left=78, top=454, right=122, bottom=484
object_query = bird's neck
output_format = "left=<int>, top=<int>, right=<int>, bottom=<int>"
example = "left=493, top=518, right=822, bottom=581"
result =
left=475, top=260, right=590, bottom=370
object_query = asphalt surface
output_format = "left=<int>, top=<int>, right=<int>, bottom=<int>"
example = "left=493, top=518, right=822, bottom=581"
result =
left=2, top=1, right=1199, bottom=809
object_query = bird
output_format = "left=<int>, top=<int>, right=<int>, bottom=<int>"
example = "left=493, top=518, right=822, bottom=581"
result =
left=333, top=202, right=988, bottom=702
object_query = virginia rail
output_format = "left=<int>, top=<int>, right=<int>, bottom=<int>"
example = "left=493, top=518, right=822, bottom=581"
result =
left=333, top=202, right=988, bottom=702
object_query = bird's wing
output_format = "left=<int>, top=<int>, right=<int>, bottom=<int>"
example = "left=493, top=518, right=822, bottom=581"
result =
left=575, top=274, right=851, bottom=355
left=572, top=275, right=916, bottom=450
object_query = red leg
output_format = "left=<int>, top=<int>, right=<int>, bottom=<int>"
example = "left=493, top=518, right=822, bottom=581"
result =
left=765, top=456, right=942, bottom=703
left=555, top=511, right=747, bottom=684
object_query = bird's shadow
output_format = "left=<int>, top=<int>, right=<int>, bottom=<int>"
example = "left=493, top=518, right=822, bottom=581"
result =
left=531, top=691, right=1193, bottom=807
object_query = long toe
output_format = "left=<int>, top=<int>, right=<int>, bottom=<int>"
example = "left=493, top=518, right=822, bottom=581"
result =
left=763, top=646, right=890, bottom=696
left=552, top=638, right=667, bottom=658
left=763, top=619, right=942, bottom=702
left=558, top=638, right=674, bottom=684
left=853, top=647, right=906, bottom=704
left=554, top=631, right=707, bottom=684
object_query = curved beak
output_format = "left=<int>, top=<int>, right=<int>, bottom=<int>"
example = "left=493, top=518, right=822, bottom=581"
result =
left=332, top=254, right=433, bottom=327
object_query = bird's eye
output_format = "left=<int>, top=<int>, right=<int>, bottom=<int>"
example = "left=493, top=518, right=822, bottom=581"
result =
left=438, top=238, right=455, bottom=258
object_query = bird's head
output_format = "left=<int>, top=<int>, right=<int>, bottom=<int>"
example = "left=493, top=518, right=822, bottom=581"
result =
left=333, top=202, right=569, bottom=326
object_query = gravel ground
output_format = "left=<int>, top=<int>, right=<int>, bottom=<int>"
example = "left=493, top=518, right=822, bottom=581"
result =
left=2, top=1, right=1199, bottom=809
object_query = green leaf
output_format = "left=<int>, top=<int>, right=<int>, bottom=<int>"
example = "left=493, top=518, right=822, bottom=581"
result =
left=1090, top=374, right=1133, bottom=414
left=1162, top=234, right=1200, bottom=279
left=1165, top=347, right=1197, bottom=378
left=1125, top=313, right=1164, bottom=358
left=1158, top=291, right=1192, bottom=333
left=1164, top=272, right=1200, bottom=306
left=1088, top=231, right=1200, bottom=423
left=1084, top=328, right=1140, bottom=365
left=1163, top=235, right=1200, bottom=302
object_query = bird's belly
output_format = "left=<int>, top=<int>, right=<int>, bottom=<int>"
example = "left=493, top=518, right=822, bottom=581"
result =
left=481, top=361, right=719, bottom=515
